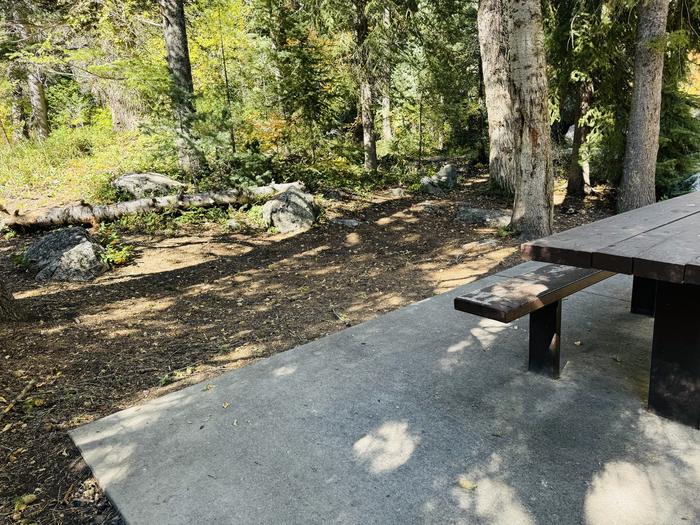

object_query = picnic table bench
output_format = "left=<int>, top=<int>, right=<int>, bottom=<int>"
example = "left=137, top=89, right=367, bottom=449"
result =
left=454, top=264, right=613, bottom=378
left=456, top=191, right=700, bottom=428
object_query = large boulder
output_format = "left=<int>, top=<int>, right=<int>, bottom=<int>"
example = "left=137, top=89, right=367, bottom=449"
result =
left=456, top=206, right=511, bottom=228
left=565, top=125, right=576, bottom=144
left=112, top=173, right=184, bottom=198
left=24, top=227, right=108, bottom=282
left=687, top=172, right=700, bottom=192
left=420, top=164, right=458, bottom=194
left=262, top=188, right=319, bottom=233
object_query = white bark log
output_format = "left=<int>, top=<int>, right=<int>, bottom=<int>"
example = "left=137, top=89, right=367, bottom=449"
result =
left=1, top=182, right=304, bottom=232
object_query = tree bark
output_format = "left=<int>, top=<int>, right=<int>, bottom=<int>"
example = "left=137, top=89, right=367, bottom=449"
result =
left=381, top=86, right=392, bottom=144
left=0, top=183, right=303, bottom=232
left=508, top=0, right=554, bottom=238
left=11, top=4, right=49, bottom=140
left=566, top=84, right=593, bottom=199
left=0, top=281, right=24, bottom=323
left=355, top=0, right=377, bottom=171
left=380, top=7, right=392, bottom=145
left=7, top=63, right=29, bottom=143
left=617, top=0, right=670, bottom=212
left=160, top=0, right=205, bottom=176
left=478, top=0, right=517, bottom=194
left=27, top=68, right=49, bottom=140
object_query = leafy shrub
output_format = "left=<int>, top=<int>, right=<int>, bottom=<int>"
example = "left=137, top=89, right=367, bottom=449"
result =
left=93, top=224, right=135, bottom=267
left=655, top=90, right=700, bottom=197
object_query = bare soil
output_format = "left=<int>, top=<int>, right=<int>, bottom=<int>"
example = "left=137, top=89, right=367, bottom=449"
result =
left=0, top=174, right=613, bottom=524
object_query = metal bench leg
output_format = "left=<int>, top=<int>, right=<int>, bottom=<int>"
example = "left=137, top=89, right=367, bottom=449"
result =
left=529, top=300, right=561, bottom=379
left=631, top=276, right=656, bottom=316
left=648, top=281, right=700, bottom=428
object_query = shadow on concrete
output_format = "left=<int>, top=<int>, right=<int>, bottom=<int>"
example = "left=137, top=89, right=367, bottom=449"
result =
left=70, top=272, right=700, bottom=525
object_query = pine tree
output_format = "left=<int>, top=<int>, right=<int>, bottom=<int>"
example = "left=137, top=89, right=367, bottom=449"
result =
left=618, top=0, right=670, bottom=211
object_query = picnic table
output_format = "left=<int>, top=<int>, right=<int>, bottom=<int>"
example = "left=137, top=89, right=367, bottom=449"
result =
left=522, top=192, right=700, bottom=428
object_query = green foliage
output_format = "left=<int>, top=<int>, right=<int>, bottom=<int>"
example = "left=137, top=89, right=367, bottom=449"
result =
left=112, top=205, right=230, bottom=234
left=2, top=0, right=699, bottom=216
left=45, top=78, right=98, bottom=129
left=93, top=223, right=135, bottom=267
left=12, top=250, right=30, bottom=270
left=0, top=120, right=175, bottom=206
left=546, top=0, right=700, bottom=198
left=655, top=90, right=700, bottom=196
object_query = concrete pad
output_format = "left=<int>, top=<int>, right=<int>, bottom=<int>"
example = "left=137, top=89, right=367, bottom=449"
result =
left=71, top=267, right=700, bottom=525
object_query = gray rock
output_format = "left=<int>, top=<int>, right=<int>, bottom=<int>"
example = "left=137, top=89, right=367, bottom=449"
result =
left=419, top=176, right=441, bottom=195
left=420, top=164, right=458, bottom=193
left=262, top=188, right=319, bottom=233
left=389, top=188, right=406, bottom=198
left=113, top=173, right=184, bottom=198
left=225, top=219, right=242, bottom=231
left=687, top=173, right=700, bottom=192
left=24, top=227, right=107, bottom=282
left=565, top=125, right=576, bottom=144
left=330, top=218, right=360, bottom=228
left=462, top=238, right=499, bottom=251
left=457, top=206, right=511, bottom=228
left=436, top=164, right=458, bottom=188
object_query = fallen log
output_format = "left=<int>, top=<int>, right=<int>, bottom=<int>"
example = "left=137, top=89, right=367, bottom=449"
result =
left=0, top=182, right=304, bottom=232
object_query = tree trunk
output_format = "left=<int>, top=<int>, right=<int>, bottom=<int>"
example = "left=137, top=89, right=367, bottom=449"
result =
left=380, top=8, right=393, bottom=145
left=617, top=0, right=670, bottom=212
left=508, top=0, right=554, bottom=238
left=106, top=81, right=142, bottom=132
left=7, top=63, right=29, bottom=143
left=360, top=79, right=378, bottom=170
left=355, top=0, right=377, bottom=171
left=27, top=68, right=49, bottom=140
left=0, top=281, right=24, bottom=323
left=478, top=0, right=517, bottom=194
left=6, top=4, right=30, bottom=143
left=160, top=0, right=205, bottom=176
left=381, top=87, right=392, bottom=144
left=14, top=4, right=49, bottom=141
left=566, top=84, right=593, bottom=199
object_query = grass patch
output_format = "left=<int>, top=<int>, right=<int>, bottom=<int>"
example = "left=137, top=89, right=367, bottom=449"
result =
left=0, top=122, right=177, bottom=210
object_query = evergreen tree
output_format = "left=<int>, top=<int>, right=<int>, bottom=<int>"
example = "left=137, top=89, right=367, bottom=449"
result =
left=618, top=0, right=670, bottom=211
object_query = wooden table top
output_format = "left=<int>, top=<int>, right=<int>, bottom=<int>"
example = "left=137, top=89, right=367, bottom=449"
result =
left=521, top=192, right=700, bottom=285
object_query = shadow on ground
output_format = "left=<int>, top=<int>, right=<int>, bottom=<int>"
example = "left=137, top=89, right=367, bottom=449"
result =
left=71, top=273, right=700, bottom=525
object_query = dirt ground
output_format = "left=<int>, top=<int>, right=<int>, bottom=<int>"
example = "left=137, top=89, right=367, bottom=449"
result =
left=0, top=174, right=613, bottom=524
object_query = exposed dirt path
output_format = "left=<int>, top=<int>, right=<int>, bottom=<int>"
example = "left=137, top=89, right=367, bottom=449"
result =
left=0, top=176, right=612, bottom=524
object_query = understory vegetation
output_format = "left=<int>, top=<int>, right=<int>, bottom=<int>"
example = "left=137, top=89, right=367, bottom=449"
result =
left=1, top=0, right=698, bottom=213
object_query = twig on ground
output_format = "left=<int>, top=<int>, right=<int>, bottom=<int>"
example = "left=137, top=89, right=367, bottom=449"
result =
left=0, top=379, right=36, bottom=422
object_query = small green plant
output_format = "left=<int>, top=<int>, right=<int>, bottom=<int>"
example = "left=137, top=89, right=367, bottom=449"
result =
left=94, top=224, right=135, bottom=267
left=173, top=207, right=229, bottom=227
left=496, top=225, right=515, bottom=238
left=159, top=366, right=196, bottom=386
left=12, top=250, right=29, bottom=270
left=244, top=204, right=267, bottom=229
left=3, top=229, right=16, bottom=240
left=102, top=243, right=135, bottom=267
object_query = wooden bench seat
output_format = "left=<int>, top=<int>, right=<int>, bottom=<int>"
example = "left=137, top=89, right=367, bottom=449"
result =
left=454, top=264, right=614, bottom=377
